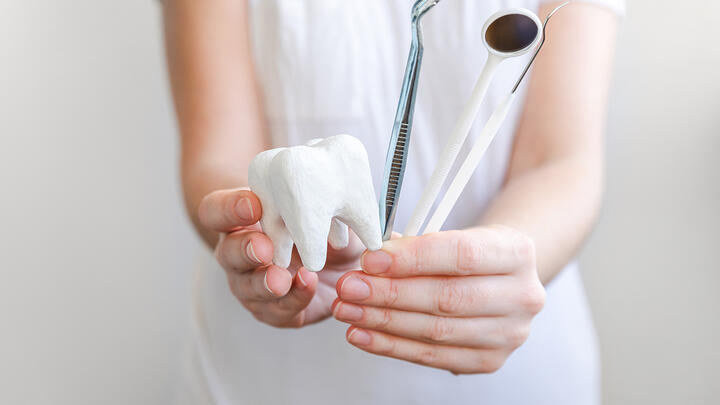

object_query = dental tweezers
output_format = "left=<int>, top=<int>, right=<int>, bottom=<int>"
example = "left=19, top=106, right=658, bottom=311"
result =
left=379, top=0, right=441, bottom=241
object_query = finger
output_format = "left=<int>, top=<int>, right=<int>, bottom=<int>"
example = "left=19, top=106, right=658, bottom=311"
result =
left=361, top=227, right=535, bottom=277
left=228, top=265, right=293, bottom=302
left=345, top=327, right=505, bottom=374
left=198, top=188, right=263, bottom=233
left=216, top=230, right=273, bottom=273
left=334, top=303, right=527, bottom=349
left=267, top=268, right=320, bottom=327
left=279, top=268, right=319, bottom=310
left=336, top=272, right=518, bottom=316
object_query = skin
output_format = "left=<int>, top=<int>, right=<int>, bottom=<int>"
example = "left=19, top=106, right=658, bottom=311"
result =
left=163, top=0, right=618, bottom=373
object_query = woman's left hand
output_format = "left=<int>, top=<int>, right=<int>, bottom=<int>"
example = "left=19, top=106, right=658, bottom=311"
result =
left=332, top=226, right=546, bottom=374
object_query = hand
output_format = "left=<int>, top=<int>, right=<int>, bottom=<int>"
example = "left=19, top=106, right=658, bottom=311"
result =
left=199, top=188, right=363, bottom=328
left=332, top=226, right=545, bottom=374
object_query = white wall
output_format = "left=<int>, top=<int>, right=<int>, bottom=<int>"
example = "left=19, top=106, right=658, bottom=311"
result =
left=579, top=0, right=720, bottom=403
left=0, top=0, right=197, bottom=403
left=0, top=0, right=717, bottom=404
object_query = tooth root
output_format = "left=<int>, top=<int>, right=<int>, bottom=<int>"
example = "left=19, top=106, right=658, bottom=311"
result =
left=259, top=207, right=294, bottom=269
left=338, top=206, right=383, bottom=252
left=337, top=178, right=383, bottom=252
left=284, top=209, right=332, bottom=272
left=333, top=136, right=383, bottom=251
left=328, top=218, right=349, bottom=250
left=249, top=148, right=294, bottom=268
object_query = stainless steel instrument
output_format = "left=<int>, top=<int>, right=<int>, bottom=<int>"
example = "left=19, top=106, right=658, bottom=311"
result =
left=379, top=0, right=442, bottom=241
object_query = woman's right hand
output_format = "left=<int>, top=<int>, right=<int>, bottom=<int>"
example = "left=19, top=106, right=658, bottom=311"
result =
left=198, top=188, right=361, bottom=328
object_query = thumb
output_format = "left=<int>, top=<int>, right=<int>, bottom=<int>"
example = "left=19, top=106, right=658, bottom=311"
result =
left=198, top=188, right=263, bottom=233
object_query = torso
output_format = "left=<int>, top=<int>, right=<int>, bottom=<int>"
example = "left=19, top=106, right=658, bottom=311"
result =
left=183, top=2, right=602, bottom=403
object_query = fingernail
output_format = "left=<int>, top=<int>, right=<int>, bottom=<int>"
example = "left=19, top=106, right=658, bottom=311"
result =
left=339, top=277, right=371, bottom=301
left=235, top=198, right=254, bottom=221
left=263, top=272, right=274, bottom=295
left=334, top=303, right=364, bottom=322
left=361, top=250, right=392, bottom=274
left=331, top=299, right=341, bottom=316
left=246, top=241, right=261, bottom=264
left=296, top=268, right=308, bottom=289
left=347, top=328, right=372, bottom=346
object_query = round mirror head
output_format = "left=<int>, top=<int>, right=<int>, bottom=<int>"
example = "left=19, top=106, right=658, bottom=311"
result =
left=484, top=12, right=540, bottom=56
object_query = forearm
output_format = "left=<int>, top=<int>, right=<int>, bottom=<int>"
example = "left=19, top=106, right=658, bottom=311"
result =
left=479, top=3, right=617, bottom=284
left=162, top=0, right=267, bottom=246
left=479, top=155, right=603, bottom=284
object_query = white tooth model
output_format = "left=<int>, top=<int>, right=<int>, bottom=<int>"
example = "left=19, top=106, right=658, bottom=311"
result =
left=248, top=134, right=383, bottom=272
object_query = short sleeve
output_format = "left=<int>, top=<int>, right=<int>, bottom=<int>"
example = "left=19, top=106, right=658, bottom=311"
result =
left=541, top=0, right=626, bottom=18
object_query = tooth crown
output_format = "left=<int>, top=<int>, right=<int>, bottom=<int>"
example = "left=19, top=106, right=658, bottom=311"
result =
left=248, top=134, right=383, bottom=272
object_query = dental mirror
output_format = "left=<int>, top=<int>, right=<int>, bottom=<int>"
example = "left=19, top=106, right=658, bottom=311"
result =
left=404, top=8, right=543, bottom=236
left=422, top=2, right=573, bottom=235
left=485, top=14, right=539, bottom=55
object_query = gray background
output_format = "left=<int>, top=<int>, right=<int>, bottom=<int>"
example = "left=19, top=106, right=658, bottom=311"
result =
left=1, top=0, right=718, bottom=404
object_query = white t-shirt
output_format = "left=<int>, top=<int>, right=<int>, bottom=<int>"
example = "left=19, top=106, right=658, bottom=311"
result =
left=179, top=1, right=624, bottom=404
